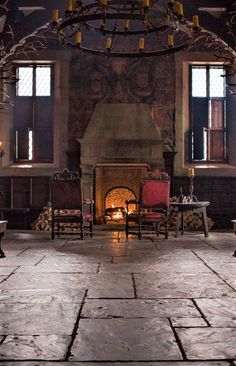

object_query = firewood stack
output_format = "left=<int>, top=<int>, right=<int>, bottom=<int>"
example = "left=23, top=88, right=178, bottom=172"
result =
left=31, top=202, right=84, bottom=231
left=168, top=197, right=214, bottom=231
left=31, top=202, right=52, bottom=231
left=32, top=198, right=214, bottom=232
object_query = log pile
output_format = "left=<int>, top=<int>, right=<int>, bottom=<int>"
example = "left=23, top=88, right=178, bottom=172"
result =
left=31, top=202, right=52, bottom=231
left=31, top=202, right=81, bottom=232
left=32, top=198, right=214, bottom=232
left=168, top=197, right=214, bottom=231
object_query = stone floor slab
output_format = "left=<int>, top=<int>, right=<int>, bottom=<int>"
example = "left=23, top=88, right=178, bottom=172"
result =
left=135, top=272, right=236, bottom=298
left=0, top=256, right=46, bottom=266
left=0, top=335, right=70, bottom=360
left=15, top=262, right=99, bottom=273
left=0, top=266, right=18, bottom=276
left=0, top=288, right=85, bottom=304
left=70, top=318, right=182, bottom=361
left=171, top=317, right=208, bottom=327
left=195, top=298, right=236, bottom=327
left=176, top=328, right=236, bottom=360
left=194, top=250, right=236, bottom=263
left=0, top=303, right=79, bottom=335
left=81, top=299, right=201, bottom=318
left=100, top=261, right=212, bottom=273
left=0, top=273, right=134, bottom=298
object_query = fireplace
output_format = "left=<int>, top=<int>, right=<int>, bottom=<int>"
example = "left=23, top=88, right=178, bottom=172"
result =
left=95, top=163, right=147, bottom=223
left=104, top=187, right=136, bottom=223
left=78, top=103, right=164, bottom=223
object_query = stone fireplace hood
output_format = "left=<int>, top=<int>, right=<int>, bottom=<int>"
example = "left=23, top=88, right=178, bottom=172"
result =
left=79, top=103, right=164, bottom=167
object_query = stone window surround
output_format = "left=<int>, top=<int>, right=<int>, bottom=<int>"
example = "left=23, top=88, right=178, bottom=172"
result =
left=0, top=50, right=71, bottom=176
left=174, top=51, right=236, bottom=177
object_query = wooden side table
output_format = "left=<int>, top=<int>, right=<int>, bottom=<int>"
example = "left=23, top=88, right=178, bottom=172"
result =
left=170, top=202, right=210, bottom=238
left=0, top=221, right=8, bottom=258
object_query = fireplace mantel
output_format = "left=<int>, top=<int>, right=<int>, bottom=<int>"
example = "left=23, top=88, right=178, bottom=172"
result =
left=78, top=103, right=165, bottom=221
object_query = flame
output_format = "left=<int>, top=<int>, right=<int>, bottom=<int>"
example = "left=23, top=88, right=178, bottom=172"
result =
left=112, top=211, right=123, bottom=220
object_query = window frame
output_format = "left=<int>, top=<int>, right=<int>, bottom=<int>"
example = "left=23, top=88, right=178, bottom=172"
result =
left=189, top=64, right=227, bottom=164
left=13, top=63, right=54, bottom=164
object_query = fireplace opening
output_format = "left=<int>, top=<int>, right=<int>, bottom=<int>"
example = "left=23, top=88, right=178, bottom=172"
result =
left=104, top=187, right=136, bottom=223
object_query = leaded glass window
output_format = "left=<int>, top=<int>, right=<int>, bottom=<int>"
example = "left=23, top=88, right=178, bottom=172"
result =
left=13, top=64, right=53, bottom=163
left=190, top=65, right=226, bottom=162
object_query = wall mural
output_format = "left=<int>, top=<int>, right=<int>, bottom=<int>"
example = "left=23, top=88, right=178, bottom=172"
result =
left=69, top=51, right=176, bottom=152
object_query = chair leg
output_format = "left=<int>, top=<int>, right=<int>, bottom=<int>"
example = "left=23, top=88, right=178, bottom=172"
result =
left=125, top=219, right=129, bottom=238
left=138, top=220, right=142, bottom=240
left=90, top=222, right=93, bottom=238
left=80, top=223, right=83, bottom=240
left=165, top=217, right=169, bottom=239
left=51, top=219, right=55, bottom=240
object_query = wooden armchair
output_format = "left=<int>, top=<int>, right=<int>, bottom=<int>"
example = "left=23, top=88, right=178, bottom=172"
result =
left=50, top=169, right=93, bottom=240
left=126, top=178, right=170, bottom=239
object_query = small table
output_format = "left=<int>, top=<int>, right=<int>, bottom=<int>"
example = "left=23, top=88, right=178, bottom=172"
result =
left=0, top=220, right=7, bottom=258
left=170, top=201, right=210, bottom=238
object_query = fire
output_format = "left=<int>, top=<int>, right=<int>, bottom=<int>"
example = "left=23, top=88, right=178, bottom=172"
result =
left=111, top=208, right=123, bottom=221
left=105, top=188, right=137, bottom=223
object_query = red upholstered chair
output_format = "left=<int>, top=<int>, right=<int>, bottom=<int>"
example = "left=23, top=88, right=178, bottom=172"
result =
left=126, top=179, right=170, bottom=239
left=50, top=169, right=93, bottom=240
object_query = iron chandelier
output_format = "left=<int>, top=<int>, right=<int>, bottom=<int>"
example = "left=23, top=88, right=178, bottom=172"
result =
left=52, top=0, right=200, bottom=57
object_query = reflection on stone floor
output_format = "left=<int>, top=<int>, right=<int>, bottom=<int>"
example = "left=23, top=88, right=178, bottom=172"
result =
left=0, top=229, right=236, bottom=365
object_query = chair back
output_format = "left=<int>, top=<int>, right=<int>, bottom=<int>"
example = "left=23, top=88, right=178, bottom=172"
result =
left=140, top=180, right=170, bottom=209
left=50, top=169, right=82, bottom=210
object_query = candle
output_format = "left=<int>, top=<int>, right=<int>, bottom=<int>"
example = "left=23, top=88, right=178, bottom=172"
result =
left=187, top=168, right=195, bottom=177
left=52, top=9, right=59, bottom=22
left=168, top=35, right=174, bottom=47
left=177, top=3, right=183, bottom=17
left=76, top=32, right=81, bottom=44
left=124, top=19, right=129, bottom=29
left=143, top=0, right=149, bottom=7
left=139, top=37, right=144, bottom=50
left=174, top=1, right=179, bottom=14
left=67, top=0, right=73, bottom=11
left=100, top=0, right=107, bottom=6
left=106, top=38, right=112, bottom=49
left=193, top=15, right=199, bottom=28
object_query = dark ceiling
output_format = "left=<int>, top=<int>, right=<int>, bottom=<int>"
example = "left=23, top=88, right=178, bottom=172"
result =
left=0, top=0, right=235, bottom=50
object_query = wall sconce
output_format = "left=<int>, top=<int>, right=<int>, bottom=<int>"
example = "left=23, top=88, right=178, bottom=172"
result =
left=0, top=142, right=5, bottom=159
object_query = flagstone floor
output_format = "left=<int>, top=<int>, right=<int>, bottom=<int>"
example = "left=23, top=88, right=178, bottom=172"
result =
left=0, top=228, right=236, bottom=365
